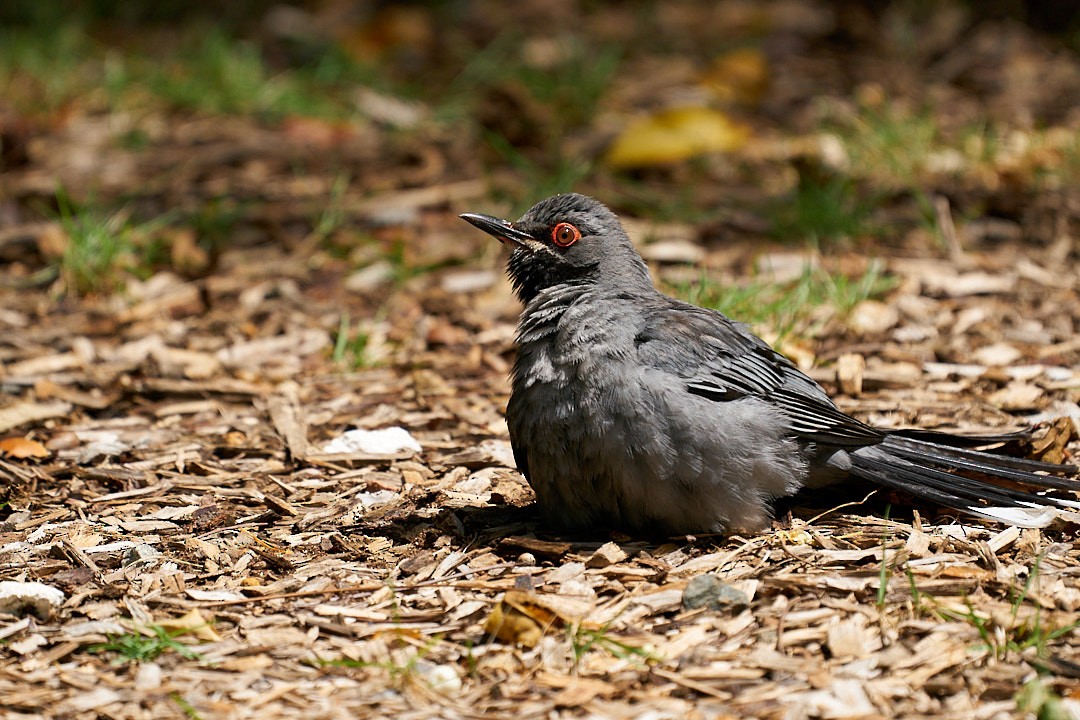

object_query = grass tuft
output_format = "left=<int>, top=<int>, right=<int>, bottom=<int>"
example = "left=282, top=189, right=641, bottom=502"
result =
left=147, top=28, right=359, bottom=120
left=0, top=20, right=376, bottom=121
left=0, top=23, right=95, bottom=113
left=88, top=624, right=202, bottom=664
left=672, top=261, right=896, bottom=343
left=1017, top=676, right=1071, bottom=720
left=876, top=505, right=892, bottom=609
left=332, top=312, right=377, bottom=369
left=929, top=554, right=1080, bottom=663
left=447, top=34, right=620, bottom=129
left=314, top=636, right=441, bottom=686
left=54, top=190, right=138, bottom=296
left=827, top=99, right=940, bottom=185
left=569, top=622, right=659, bottom=671
left=52, top=189, right=172, bottom=295
left=771, top=176, right=878, bottom=244
left=170, top=693, right=204, bottom=720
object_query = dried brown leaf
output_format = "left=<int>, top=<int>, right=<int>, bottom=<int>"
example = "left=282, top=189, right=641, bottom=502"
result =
left=0, top=436, right=50, bottom=459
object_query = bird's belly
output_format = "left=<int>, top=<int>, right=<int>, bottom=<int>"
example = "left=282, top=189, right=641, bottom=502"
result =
left=508, top=360, right=808, bottom=534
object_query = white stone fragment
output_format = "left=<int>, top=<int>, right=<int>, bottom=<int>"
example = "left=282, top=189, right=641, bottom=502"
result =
left=356, top=490, right=398, bottom=509
left=416, top=662, right=462, bottom=694
left=135, top=662, right=163, bottom=690
left=322, top=427, right=422, bottom=455
left=0, top=581, right=65, bottom=619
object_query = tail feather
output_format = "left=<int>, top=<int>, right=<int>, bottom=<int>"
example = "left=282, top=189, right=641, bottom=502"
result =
left=891, top=427, right=1035, bottom=447
left=884, top=435, right=1080, bottom=490
left=857, top=450, right=1078, bottom=509
left=849, top=434, right=1080, bottom=527
left=851, top=455, right=1070, bottom=528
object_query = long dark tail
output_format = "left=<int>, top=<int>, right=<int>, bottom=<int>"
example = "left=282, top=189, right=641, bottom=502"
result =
left=849, top=433, right=1080, bottom=527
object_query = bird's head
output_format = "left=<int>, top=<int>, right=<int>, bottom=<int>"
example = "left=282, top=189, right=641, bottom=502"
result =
left=461, top=193, right=652, bottom=303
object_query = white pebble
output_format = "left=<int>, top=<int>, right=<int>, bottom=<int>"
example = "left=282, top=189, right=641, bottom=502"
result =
left=322, top=427, right=421, bottom=455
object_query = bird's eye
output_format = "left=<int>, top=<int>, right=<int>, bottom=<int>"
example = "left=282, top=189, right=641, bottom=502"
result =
left=551, top=222, right=581, bottom=247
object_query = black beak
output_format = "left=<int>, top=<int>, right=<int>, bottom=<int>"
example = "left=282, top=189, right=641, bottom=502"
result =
left=460, top=212, right=534, bottom=248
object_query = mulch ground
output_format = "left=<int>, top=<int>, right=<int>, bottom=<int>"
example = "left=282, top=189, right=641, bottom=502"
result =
left=2, top=3, right=1080, bottom=718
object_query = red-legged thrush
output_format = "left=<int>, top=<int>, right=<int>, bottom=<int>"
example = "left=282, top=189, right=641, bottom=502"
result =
left=461, top=193, right=1079, bottom=533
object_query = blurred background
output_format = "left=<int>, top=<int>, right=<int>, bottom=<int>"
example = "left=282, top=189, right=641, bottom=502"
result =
left=1, top=0, right=1079, bottom=371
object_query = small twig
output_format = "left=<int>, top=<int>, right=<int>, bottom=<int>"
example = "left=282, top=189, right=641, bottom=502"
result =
left=806, top=489, right=879, bottom=526
left=934, top=194, right=964, bottom=262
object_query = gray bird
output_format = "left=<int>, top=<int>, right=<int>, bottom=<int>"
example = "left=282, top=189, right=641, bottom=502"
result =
left=461, top=193, right=1079, bottom=533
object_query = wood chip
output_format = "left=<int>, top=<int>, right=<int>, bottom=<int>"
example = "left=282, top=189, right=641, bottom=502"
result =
left=585, top=541, right=629, bottom=568
left=836, top=353, right=865, bottom=396
left=0, top=400, right=71, bottom=433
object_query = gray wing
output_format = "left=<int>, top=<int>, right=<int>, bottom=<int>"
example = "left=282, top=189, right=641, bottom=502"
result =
left=634, top=300, right=883, bottom=448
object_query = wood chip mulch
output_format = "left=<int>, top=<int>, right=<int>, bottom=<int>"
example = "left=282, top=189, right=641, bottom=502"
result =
left=2, top=204, right=1079, bottom=719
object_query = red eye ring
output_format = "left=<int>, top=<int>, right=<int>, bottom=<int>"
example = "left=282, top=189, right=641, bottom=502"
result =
left=551, top=222, right=581, bottom=247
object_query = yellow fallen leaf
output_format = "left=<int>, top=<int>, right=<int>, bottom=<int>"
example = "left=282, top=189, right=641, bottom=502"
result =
left=484, top=600, right=541, bottom=647
left=700, top=48, right=769, bottom=106
left=606, top=106, right=749, bottom=169
left=482, top=589, right=596, bottom=647
left=776, top=528, right=813, bottom=546
left=0, top=436, right=50, bottom=459
left=483, top=590, right=559, bottom=647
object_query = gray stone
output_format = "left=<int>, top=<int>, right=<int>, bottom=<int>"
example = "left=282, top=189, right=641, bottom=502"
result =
left=682, top=573, right=749, bottom=610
